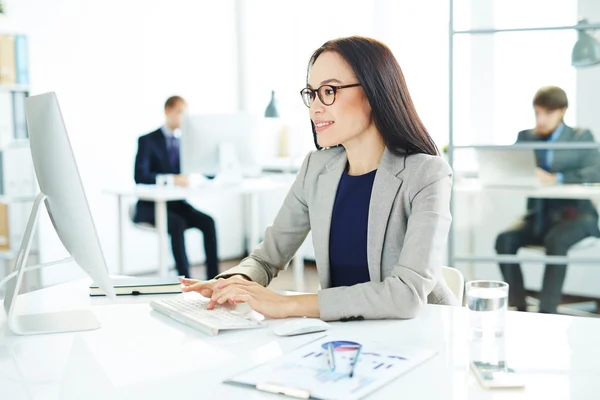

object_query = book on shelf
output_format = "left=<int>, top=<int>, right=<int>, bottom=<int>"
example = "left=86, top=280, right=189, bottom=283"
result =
left=14, top=35, right=29, bottom=86
left=89, top=276, right=183, bottom=296
left=0, top=151, right=3, bottom=195
left=0, top=203, right=9, bottom=251
left=0, top=35, right=16, bottom=85
left=0, top=144, right=36, bottom=196
left=0, top=91, right=13, bottom=147
left=12, top=91, right=27, bottom=139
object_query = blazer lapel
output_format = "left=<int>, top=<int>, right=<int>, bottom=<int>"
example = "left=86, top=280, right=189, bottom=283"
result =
left=367, top=149, right=404, bottom=283
left=313, top=149, right=346, bottom=289
left=522, top=130, right=546, bottom=167
left=550, top=125, right=574, bottom=171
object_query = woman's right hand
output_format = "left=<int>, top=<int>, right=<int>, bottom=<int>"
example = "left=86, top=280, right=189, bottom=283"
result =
left=179, top=275, right=252, bottom=308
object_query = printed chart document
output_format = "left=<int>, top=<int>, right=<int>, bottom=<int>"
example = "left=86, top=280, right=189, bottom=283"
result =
left=225, top=336, right=437, bottom=400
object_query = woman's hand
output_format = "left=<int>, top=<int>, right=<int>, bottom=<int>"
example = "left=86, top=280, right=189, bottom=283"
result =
left=210, top=276, right=293, bottom=319
left=179, top=275, right=252, bottom=306
left=179, top=277, right=219, bottom=298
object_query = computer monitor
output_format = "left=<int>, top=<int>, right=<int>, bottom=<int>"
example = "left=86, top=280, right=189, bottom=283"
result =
left=475, top=148, right=541, bottom=187
left=3, top=92, right=115, bottom=335
left=180, top=113, right=262, bottom=178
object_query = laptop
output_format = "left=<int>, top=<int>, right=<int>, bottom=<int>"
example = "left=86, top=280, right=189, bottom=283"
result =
left=475, top=148, right=544, bottom=187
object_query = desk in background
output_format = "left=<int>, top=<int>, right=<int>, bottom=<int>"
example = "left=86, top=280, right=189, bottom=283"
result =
left=1, top=279, right=599, bottom=399
left=454, top=181, right=600, bottom=200
left=105, top=176, right=308, bottom=291
left=452, top=181, right=600, bottom=299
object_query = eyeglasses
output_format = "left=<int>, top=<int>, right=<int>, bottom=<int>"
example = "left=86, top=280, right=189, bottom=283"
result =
left=300, top=83, right=361, bottom=108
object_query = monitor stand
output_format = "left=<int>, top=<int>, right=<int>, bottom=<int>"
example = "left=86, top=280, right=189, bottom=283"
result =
left=3, top=192, right=101, bottom=335
left=214, top=142, right=243, bottom=184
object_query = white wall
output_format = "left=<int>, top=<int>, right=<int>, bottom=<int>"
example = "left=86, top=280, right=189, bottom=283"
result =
left=4, top=0, right=598, bottom=294
left=240, top=0, right=457, bottom=155
left=3, top=0, right=241, bottom=282
left=242, top=0, right=456, bottom=261
left=577, top=0, right=600, bottom=138
left=1, top=0, right=456, bottom=283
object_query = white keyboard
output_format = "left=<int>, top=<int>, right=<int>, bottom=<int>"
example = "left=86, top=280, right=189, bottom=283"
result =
left=149, top=297, right=265, bottom=336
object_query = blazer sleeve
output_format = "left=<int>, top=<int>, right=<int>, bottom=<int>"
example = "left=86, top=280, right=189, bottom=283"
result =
left=216, top=152, right=313, bottom=285
left=515, top=130, right=528, bottom=143
left=134, top=136, right=157, bottom=184
left=317, top=157, right=453, bottom=321
left=561, top=129, right=600, bottom=184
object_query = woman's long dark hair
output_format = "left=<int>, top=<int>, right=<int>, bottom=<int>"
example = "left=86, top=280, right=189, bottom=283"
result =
left=307, top=36, right=438, bottom=156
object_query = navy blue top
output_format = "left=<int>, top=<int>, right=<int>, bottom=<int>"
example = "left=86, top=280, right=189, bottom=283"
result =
left=329, top=168, right=377, bottom=287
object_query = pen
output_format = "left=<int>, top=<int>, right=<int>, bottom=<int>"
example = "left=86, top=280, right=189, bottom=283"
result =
left=327, top=342, right=336, bottom=371
left=349, top=344, right=362, bottom=378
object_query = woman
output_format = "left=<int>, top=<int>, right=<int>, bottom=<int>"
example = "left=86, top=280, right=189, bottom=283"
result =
left=180, top=36, right=457, bottom=321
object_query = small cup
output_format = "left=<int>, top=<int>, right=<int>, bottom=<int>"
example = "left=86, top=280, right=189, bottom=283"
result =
left=156, top=174, right=174, bottom=187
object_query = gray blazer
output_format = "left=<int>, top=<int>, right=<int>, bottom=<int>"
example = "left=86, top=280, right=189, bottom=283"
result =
left=519, top=125, right=600, bottom=223
left=518, top=125, right=600, bottom=184
left=219, top=147, right=458, bottom=321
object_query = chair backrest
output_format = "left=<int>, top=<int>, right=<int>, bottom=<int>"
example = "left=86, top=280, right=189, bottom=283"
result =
left=523, top=236, right=600, bottom=253
left=128, top=202, right=136, bottom=221
left=442, top=266, right=464, bottom=305
left=129, top=202, right=156, bottom=231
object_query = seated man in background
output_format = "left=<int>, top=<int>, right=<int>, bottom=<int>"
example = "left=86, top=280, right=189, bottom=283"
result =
left=496, top=86, right=600, bottom=314
left=134, top=95, right=219, bottom=279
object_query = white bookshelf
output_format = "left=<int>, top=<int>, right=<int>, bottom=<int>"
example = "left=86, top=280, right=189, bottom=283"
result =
left=0, top=30, right=38, bottom=292
left=0, top=249, right=18, bottom=260
left=0, top=84, right=29, bottom=92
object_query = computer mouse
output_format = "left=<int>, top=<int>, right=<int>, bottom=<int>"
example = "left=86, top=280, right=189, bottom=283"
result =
left=272, top=318, right=331, bottom=336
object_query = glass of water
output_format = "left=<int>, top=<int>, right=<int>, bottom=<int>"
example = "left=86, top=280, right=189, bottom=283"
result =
left=466, top=280, right=508, bottom=339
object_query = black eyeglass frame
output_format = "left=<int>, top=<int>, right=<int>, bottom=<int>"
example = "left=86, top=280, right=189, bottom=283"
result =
left=299, top=83, right=361, bottom=107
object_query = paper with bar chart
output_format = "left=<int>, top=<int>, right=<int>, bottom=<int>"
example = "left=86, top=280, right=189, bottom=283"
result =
left=225, top=337, right=437, bottom=400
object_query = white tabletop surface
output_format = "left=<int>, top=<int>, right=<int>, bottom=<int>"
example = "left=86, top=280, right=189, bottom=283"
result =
left=1, top=280, right=599, bottom=400
left=105, top=176, right=295, bottom=201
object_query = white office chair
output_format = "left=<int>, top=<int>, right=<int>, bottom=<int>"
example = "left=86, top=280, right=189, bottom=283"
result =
left=523, top=236, right=600, bottom=253
left=128, top=202, right=156, bottom=232
left=127, top=203, right=177, bottom=274
left=442, top=266, right=464, bottom=305
left=521, top=236, right=600, bottom=315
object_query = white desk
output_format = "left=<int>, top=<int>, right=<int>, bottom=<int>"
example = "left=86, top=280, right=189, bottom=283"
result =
left=453, top=181, right=600, bottom=282
left=105, top=176, right=307, bottom=291
left=2, top=280, right=600, bottom=399
left=454, top=180, right=600, bottom=200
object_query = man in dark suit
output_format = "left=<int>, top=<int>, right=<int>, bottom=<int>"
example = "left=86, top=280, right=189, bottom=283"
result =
left=134, top=96, right=219, bottom=279
left=495, top=86, right=600, bottom=314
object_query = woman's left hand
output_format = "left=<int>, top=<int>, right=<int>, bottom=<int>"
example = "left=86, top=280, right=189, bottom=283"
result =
left=209, top=277, right=292, bottom=319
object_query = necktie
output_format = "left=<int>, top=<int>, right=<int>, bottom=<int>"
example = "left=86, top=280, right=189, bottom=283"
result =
left=538, top=149, right=550, bottom=171
left=168, top=136, right=179, bottom=170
